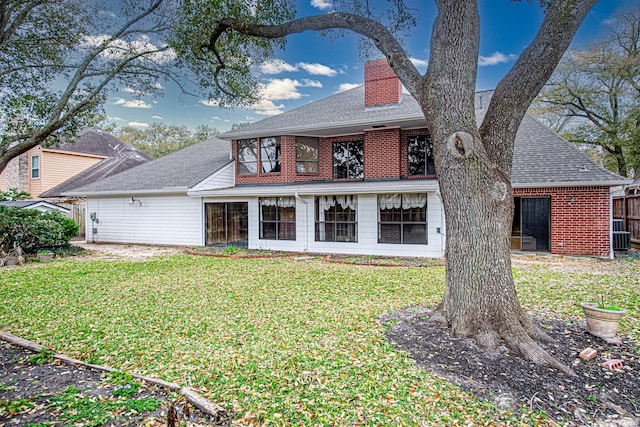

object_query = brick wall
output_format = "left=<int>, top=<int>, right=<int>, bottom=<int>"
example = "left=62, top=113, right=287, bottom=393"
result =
left=514, top=187, right=611, bottom=257
left=364, top=59, right=402, bottom=107
left=364, top=128, right=401, bottom=178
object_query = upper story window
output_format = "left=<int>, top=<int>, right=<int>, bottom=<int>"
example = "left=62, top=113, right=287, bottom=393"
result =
left=333, top=140, right=364, bottom=179
left=296, top=136, right=319, bottom=173
left=31, top=155, right=40, bottom=179
left=408, top=134, right=435, bottom=176
left=260, top=136, right=281, bottom=174
left=237, top=139, right=258, bottom=175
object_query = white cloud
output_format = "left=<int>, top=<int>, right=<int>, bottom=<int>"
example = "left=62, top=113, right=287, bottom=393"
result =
left=302, top=79, right=323, bottom=88
left=337, top=83, right=360, bottom=92
left=478, top=51, right=517, bottom=66
left=128, top=121, right=149, bottom=128
left=82, top=34, right=176, bottom=64
left=260, top=59, right=298, bottom=74
left=311, top=0, right=332, bottom=10
left=250, top=100, right=285, bottom=116
left=199, top=99, right=220, bottom=107
left=211, top=116, right=222, bottom=121
left=298, top=62, right=338, bottom=77
left=410, top=57, right=429, bottom=68
left=152, top=115, right=163, bottom=119
left=107, top=116, right=126, bottom=122
left=113, top=98, right=152, bottom=109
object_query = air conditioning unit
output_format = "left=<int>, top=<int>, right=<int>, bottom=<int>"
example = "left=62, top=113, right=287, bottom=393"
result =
left=613, top=231, right=631, bottom=251
left=612, top=219, right=624, bottom=232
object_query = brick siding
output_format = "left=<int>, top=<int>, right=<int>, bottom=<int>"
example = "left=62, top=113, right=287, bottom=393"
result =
left=364, top=59, right=402, bottom=107
left=514, top=187, right=611, bottom=257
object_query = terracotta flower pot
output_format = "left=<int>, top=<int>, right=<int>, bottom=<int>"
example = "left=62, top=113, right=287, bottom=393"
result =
left=580, top=302, right=625, bottom=338
left=38, top=253, right=53, bottom=263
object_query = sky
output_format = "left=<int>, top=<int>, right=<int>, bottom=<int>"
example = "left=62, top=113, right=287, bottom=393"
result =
left=103, top=0, right=639, bottom=133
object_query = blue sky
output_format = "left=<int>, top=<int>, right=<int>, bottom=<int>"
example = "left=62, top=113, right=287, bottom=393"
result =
left=104, top=0, right=638, bottom=133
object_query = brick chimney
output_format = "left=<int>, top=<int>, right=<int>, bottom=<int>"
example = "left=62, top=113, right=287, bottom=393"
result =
left=364, top=58, right=402, bottom=107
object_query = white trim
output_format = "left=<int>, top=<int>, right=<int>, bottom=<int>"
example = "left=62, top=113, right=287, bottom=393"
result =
left=513, top=180, right=631, bottom=189
left=64, top=188, right=189, bottom=197
left=188, top=179, right=440, bottom=197
left=189, top=162, right=235, bottom=192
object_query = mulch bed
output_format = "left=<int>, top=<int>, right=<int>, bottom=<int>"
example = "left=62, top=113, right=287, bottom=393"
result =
left=382, top=306, right=640, bottom=426
left=0, top=342, right=228, bottom=426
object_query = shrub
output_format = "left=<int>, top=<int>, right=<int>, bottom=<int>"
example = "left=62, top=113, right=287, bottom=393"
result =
left=0, top=206, right=79, bottom=253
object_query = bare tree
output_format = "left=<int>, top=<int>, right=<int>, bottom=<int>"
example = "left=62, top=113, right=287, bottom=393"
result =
left=535, top=5, right=640, bottom=178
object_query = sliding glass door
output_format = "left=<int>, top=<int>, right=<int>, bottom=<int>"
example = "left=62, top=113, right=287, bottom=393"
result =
left=205, top=202, right=248, bottom=247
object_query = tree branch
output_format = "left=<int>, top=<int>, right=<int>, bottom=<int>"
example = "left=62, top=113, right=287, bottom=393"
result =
left=481, top=0, right=599, bottom=174
left=204, top=12, right=422, bottom=96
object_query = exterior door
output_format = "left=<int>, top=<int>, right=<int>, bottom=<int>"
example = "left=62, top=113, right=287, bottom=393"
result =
left=520, top=197, right=550, bottom=251
left=205, top=202, right=248, bottom=247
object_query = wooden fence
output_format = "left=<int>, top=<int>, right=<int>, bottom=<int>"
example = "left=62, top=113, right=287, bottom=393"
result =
left=613, top=194, right=640, bottom=245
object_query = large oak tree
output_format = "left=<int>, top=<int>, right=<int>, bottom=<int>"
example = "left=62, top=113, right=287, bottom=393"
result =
left=174, top=0, right=599, bottom=373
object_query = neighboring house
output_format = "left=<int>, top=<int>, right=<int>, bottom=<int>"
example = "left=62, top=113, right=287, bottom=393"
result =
left=0, top=200, right=70, bottom=214
left=0, top=127, right=151, bottom=199
left=69, top=60, right=629, bottom=257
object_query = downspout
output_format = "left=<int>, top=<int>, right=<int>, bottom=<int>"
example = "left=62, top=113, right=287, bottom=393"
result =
left=609, top=189, right=614, bottom=260
left=295, top=192, right=309, bottom=252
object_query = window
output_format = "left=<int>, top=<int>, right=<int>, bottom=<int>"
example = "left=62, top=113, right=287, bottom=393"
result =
left=315, top=195, right=357, bottom=242
left=237, top=139, right=258, bottom=174
left=296, top=136, right=319, bottom=173
left=408, top=135, right=435, bottom=176
left=261, top=137, right=281, bottom=173
left=31, top=155, right=40, bottom=179
left=378, top=193, right=428, bottom=244
left=333, top=140, right=364, bottom=179
left=259, top=197, right=296, bottom=240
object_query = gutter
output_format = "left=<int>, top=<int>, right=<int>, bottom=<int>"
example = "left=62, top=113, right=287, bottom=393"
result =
left=63, top=188, right=190, bottom=197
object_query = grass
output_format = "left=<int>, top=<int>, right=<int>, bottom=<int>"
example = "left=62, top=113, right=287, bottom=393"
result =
left=0, top=255, right=638, bottom=425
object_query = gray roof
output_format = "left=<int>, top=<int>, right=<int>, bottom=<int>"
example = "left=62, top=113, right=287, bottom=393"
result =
left=67, top=138, right=232, bottom=195
left=39, top=145, right=152, bottom=198
left=222, top=87, right=628, bottom=187
left=52, top=127, right=134, bottom=157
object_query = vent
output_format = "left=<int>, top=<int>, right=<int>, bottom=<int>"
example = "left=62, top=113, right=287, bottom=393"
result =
left=613, top=231, right=631, bottom=251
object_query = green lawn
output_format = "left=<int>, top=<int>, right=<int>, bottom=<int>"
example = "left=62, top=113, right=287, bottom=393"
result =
left=1, top=255, right=638, bottom=425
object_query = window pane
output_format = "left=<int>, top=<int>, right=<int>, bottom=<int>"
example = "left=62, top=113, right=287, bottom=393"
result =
left=296, top=137, right=319, bottom=161
left=261, top=222, right=277, bottom=239
left=296, top=161, right=319, bottom=173
left=408, top=135, right=435, bottom=176
left=238, top=139, right=257, bottom=175
left=336, top=223, right=357, bottom=242
left=260, top=204, right=277, bottom=221
left=403, top=207, right=427, bottom=222
left=261, top=137, right=281, bottom=173
left=349, top=141, right=364, bottom=178
left=403, top=224, right=427, bottom=244
left=278, top=222, right=296, bottom=240
left=315, top=222, right=335, bottom=242
left=31, top=155, right=40, bottom=178
left=379, top=224, right=401, bottom=243
left=333, top=142, right=349, bottom=179
left=380, top=207, right=401, bottom=222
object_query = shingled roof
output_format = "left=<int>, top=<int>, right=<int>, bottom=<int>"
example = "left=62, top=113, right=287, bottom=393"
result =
left=66, top=138, right=232, bottom=195
left=52, top=127, right=132, bottom=157
left=221, top=87, right=627, bottom=188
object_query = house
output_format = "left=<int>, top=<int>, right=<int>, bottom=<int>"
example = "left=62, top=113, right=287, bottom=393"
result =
left=0, top=127, right=151, bottom=199
left=68, top=59, right=629, bottom=257
left=0, top=200, right=70, bottom=214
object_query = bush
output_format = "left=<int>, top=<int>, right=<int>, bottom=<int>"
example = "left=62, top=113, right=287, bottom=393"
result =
left=0, top=206, right=79, bottom=253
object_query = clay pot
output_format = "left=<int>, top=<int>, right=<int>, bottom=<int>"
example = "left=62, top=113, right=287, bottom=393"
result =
left=580, top=302, right=626, bottom=338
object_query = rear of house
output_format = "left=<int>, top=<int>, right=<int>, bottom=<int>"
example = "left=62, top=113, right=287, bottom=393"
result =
left=69, top=60, right=629, bottom=258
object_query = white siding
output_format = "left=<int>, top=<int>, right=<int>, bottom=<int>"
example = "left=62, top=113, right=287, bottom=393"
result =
left=242, top=192, right=445, bottom=257
left=190, top=163, right=235, bottom=192
left=85, top=195, right=203, bottom=246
